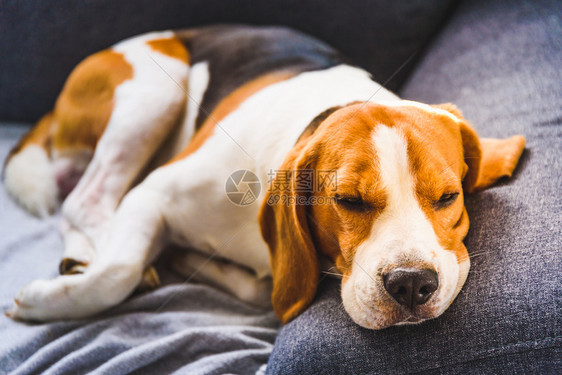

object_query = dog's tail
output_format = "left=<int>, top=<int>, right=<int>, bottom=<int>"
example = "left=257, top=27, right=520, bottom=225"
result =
left=3, top=112, right=60, bottom=217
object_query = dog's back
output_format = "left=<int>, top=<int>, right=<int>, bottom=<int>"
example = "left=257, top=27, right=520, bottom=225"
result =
left=3, top=25, right=345, bottom=218
left=177, top=25, right=346, bottom=130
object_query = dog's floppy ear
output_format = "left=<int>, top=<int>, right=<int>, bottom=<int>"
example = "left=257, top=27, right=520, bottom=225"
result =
left=434, top=103, right=526, bottom=193
left=258, top=139, right=319, bottom=324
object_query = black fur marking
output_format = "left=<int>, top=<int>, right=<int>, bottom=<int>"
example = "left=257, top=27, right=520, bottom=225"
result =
left=297, top=106, right=342, bottom=144
left=176, top=25, right=347, bottom=129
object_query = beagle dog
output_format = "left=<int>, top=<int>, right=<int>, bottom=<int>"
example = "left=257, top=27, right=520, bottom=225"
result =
left=3, top=25, right=526, bottom=329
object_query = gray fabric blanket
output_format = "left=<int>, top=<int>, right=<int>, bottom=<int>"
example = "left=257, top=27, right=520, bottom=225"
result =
left=0, top=124, right=278, bottom=374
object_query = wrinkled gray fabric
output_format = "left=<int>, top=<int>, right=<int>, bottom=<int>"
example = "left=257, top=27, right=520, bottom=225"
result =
left=0, top=124, right=278, bottom=374
left=267, top=0, right=561, bottom=374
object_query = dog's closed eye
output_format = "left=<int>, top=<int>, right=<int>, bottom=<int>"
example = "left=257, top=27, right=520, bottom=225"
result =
left=433, top=192, right=459, bottom=210
left=334, top=194, right=365, bottom=211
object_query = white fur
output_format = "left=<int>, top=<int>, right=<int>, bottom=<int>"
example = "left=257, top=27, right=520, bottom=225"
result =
left=176, top=61, right=210, bottom=154
left=173, top=251, right=272, bottom=307
left=341, top=125, right=461, bottom=329
left=4, top=145, right=58, bottom=217
left=147, top=61, right=210, bottom=168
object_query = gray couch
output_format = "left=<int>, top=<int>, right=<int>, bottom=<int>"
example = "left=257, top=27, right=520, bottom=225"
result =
left=0, top=0, right=560, bottom=374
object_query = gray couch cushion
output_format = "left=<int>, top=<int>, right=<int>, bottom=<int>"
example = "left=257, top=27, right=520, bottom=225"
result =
left=267, top=0, right=561, bottom=373
left=0, top=0, right=457, bottom=122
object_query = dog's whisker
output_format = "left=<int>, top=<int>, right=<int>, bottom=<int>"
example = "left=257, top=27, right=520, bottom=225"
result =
left=468, top=252, right=489, bottom=258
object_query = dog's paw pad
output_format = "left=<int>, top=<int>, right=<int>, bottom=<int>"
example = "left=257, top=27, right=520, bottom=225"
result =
left=59, top=258, right=88, bottom=275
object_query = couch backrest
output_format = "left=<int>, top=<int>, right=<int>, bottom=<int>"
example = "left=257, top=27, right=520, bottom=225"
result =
left=0, top=0, right=458, bottom=122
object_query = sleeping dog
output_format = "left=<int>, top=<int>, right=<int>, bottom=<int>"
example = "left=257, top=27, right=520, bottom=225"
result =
left=3, top=25, right=525, bottom=329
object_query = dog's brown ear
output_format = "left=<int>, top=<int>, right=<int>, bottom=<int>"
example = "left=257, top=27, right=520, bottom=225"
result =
left=258, top=139, right=319, bottom=324
left=434, top=103, right=526, bottom=193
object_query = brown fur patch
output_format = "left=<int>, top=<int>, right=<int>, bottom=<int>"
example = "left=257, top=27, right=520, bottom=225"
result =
left=146, top=37, right=190, bottom=63
left=52, top=50, right=133, bottom=151
left=472, top=136, right=526, bottom=191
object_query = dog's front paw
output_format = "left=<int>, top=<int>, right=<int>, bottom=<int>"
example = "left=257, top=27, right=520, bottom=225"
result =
left=5, top=276, right=86, bottom=322
left=6, top=279, right=53, bottom=321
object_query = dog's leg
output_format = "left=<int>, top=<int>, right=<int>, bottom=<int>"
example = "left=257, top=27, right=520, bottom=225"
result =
left=7, top=125, right=267, bottom=320
left=7, top=186, right=169, bottom=321
left=172, top=251, right=272, bottom=308
left=58, top=33, right=189, bottom=273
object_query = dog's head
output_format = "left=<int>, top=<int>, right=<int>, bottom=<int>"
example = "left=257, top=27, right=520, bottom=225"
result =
left=259, top=101, right=525, bottom=329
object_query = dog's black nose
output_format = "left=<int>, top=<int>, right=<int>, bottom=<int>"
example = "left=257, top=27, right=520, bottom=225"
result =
left=383, top=269, right=438, bottom=309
